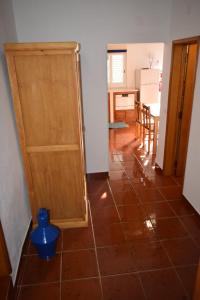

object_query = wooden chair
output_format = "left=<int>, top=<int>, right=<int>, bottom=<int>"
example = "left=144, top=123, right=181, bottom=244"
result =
left=141, top=104, right=155, bottom=153
left=134, top=99, right=142, bottom=140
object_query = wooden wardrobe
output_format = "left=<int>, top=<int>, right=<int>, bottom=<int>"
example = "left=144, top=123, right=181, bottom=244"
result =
left=5, top=42, right=88, bottom=228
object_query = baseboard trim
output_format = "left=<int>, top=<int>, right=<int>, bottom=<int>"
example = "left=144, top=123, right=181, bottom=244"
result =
left=86, top=172, right=109, bottom=180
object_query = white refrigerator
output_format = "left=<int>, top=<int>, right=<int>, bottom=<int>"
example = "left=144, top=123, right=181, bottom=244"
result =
left=135, top=69, right=161, bottom=104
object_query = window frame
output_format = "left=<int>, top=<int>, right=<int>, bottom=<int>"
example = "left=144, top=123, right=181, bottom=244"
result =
left=107, top=50, right=127, bottom=89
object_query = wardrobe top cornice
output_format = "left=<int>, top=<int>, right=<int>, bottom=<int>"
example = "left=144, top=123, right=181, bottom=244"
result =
left=4, top=41, right=79, bottom=52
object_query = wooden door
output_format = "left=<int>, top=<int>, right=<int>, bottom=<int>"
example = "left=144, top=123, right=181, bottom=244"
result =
left=5, top=42, right=87, bottom=228
left=0, top=223, right=11, bottom=277
left=175, top=43, right=198, bottom=176
left=163, top=37, right=199, bottom=178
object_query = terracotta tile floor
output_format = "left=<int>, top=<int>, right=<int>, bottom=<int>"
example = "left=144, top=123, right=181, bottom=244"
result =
left=0, top=276, right=14, bottom=300
left=14, top=125, right=200, bottom=299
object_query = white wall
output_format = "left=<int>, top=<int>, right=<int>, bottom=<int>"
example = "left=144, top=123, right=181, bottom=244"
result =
left=107, top=43, right=164, bottom=122
left=170, top=0, right=200, bottom=40
left=156, top=43, right=172, bottom=167
left=12, top=0, right=172, bottom=173
left=0, top=0, right=31, bottom=283
left=171, top=0, right=200, bottom=213
left=184, top=58, right=200, bottom=213
left=108, top=43, right=164, bottom=89
left=126, top=43, right=164, bottom=88
left=156, top=0, right=200, bottom=213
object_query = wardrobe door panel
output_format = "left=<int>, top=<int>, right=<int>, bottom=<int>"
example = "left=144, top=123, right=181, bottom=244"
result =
left=29, top=150, right=85, bottom=223
left=14, top=54, right=79, bottom=146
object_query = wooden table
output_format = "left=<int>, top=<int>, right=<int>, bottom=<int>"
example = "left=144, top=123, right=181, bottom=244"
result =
left=113, top=90, right=139, bottom=122
left=143, top=102, right=160, bottom=155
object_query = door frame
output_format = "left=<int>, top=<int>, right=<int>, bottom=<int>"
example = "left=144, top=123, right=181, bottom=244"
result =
left=163, top=36, right=200, bottom=176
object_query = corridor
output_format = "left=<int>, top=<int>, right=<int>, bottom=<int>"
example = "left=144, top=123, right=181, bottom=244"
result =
left=14, top=125, right=200, bottom=299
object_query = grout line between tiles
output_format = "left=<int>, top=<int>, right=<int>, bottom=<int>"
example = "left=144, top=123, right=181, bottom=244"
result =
left=169, top=204, right=200, bottom=250
left=106, top=179, right=122, bottom=222
left=160, top=240, right=190, bottom=299
left=157, top=185, right=183, bottom=201
left=100, top=265, right=188, bottom=278
left=167, top=199, right=195, bottom=206
left=137, top=272, right=148, bottom=300
left=170, top=176, right=181, bottom=185
left=172, top=177, right=184, bottom=186
left=157, top=186, right=168, bottom=200
left=61, top=247, right=95, bottom=253
left=15, top=286, right=21, bottom=300
left=133, top=151, right=150, bottom=174
left=17, top=263, right=198, bottom=289
left=18, top=280, right=61, bottom=288
left=88, top=201, right=104, bottom=300
left=149, top=214, right=192, bottom=221
left=5, top=278, right=11, bottom=300
left=95, top=236, right=199, bottom=250
left=16, top=127, right=197, bottom=299
left=109, top=128, right=197, bottom=298
left=23, top=250, right=62, bottom=257
left=16, top=250, right=30, bottom=299
left=61, top=276, right=100, bottom=283
left=95, top=242, right=132, bottom=249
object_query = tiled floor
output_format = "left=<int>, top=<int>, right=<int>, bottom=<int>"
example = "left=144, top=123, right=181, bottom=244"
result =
left=14, top=124, right=200, bottom=300
left=0, top=276, right=13, bottom=300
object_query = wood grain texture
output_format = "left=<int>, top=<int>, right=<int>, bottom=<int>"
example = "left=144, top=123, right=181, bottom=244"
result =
left=176, top=43, right=198, bottom=176
left=5, top=55, right=35, bottom=201
left=163, top=38, right=199, bottom=177
left=29, top=151, right=85, bottom=223
left=4, top=42, right=87, bottom=228
left=163, top=44, right=186, bottom=175
left=15, top=54, right=79, bottom=146
left=4, top=42, right=79, bottom=51
left=27, top=145, right=79, bottom=153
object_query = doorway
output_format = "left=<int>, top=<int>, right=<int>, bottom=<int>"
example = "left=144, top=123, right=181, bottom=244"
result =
left=163, top=37, right=199, bottom=178
left=107, top=42, right=164, bottom=128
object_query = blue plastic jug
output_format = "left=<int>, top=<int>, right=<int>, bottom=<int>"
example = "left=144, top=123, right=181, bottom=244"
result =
left=30, top=208, right=60, bottom=260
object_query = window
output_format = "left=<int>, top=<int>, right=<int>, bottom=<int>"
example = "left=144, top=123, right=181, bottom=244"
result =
left=107, top=50, right=127, bottom=88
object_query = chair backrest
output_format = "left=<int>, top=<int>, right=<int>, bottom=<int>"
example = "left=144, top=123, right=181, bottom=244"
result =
left=142, top=104, right=152, bottom=130
left=135, top=99, right=142, bottom=123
